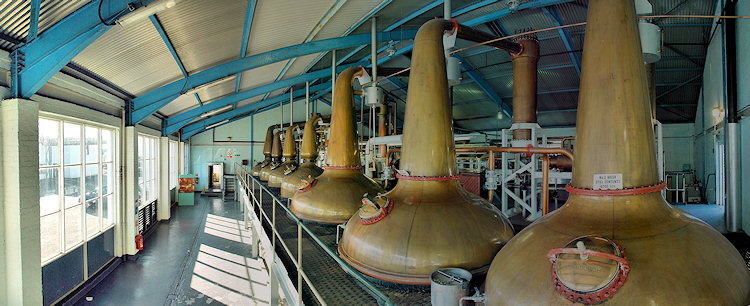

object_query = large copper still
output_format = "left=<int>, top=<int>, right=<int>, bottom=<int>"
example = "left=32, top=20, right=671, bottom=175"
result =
left=290, top=66, right=384, bottom=224
left=484, top=1, right=750, bottom=304
left=259, top=131, right=282, bottom=181
left=268, top=127, right=298, bottom=187
left=250, top=125, right=275, bottom=177
left=337, top=19, right=514, bottom=285
left=281, top=114, right=324, bottom=198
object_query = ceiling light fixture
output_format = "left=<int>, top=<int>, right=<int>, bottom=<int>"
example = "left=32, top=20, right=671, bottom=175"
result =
left=117, top=0, right=182, bottom=27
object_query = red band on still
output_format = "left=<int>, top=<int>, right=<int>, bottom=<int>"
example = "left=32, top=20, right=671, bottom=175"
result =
left=395, top=173, right=460, bottom=181
left=323, top=165, right=364, bottom=170
left=565, top=181, right=666, bottom=196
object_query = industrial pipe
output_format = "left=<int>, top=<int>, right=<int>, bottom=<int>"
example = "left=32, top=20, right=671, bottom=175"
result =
left=455, top=23, right=522, bottom=54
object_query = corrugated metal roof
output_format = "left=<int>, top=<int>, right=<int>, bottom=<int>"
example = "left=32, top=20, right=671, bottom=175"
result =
left=161, top=93, right=201, bottom=116
left=0, top=0, right=92, bottom=49
left=71, top=17, right=184, bottom=96
left=155, top=0, right=247, bottom=73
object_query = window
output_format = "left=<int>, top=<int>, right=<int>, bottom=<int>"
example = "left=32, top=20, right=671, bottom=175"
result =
left=39, top=117, right=116, bottom=264
left=138, top=135, right=159, bottom=207
left=170, top=140, right=178, bottom=189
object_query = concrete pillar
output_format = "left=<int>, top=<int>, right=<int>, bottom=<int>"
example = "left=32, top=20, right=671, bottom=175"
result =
left=123, top=126, right=138, bottom=255
left=0, top=98, right=43, bottom=305
left=158, top=137, right=170, bottom=221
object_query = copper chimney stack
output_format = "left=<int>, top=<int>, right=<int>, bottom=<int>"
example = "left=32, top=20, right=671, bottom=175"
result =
left=289, top=66, right=384, bottom=224
left=511, top=36, right=540, bottom=140
left=250, top=125, right=276, bottom=177
left=484, top=1, right=750, bottom=304
left=281, top=114, right=324, bottom=198
left=338, top=19, right=514, bottom=285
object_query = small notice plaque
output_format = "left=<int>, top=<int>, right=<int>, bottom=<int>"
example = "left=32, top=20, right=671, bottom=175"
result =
left=593, top=174, right=623, bottom=190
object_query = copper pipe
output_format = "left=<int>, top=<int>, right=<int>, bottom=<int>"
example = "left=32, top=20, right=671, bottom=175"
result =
left=378, top=104, right=388, bottom=157
left=560, top=136, right=575, bottom=150
left=455, top=23, right=522, bottom=54
left=646, top=63, right=656, bottom=120
left=386, top=147, right=573, bottom=170
left=511, top=38, right=540, bottom=140
left=488, top=151, right=495, bottom=201
left=541, top=154, right=550, bottom=215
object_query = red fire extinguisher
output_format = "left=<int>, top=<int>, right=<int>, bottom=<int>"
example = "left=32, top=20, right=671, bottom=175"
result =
left=136, top=234, right=144, bottom=250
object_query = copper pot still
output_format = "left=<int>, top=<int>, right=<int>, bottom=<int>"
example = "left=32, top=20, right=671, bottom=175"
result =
left=268, top=127, right=299, bottom=187
left=250, top=125, right=275, bottom=177
left=281, top=114, right=324, bottom=198
left=289, top=66, right=384, bottom=224
left=259, top=131, right=282, bottom=181
left=484, top=1, right=750, bottom=304
left=337, top=19, right=514, bottom=286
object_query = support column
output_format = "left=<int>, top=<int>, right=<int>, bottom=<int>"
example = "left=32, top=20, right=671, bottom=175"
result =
left=158, top=137, right=170, bottom=221
left=178, top=141, right=185, bottom=175
left=123, top=126, right=138, bottom=256
left=0, top=98, right=42, bottom=305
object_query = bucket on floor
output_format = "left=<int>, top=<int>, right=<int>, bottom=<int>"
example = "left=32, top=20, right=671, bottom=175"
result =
left=430, top=267, right=471, bottom=306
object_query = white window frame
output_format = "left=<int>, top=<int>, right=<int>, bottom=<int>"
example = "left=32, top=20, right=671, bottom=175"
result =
left=169, top=140, right=178, bottom=189
left=39, top=115, right=118, bottom=266
left=138, top=134, right=159, bottom=207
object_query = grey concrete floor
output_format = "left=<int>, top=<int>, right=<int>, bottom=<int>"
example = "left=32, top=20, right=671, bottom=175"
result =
left=80, top=196, right=270, bottom=305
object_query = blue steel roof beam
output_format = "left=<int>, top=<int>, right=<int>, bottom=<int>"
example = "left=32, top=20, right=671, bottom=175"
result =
left=28, top=0, right=40, bottom=41
left=181, top=87, right=331, bottom=140
left=656, top=74, right=702, bottom=100
left=12, top=0, right=155, bottom=98
left=455, top=54, right=512, bottom=116
left=189, top=0, right=572, bottom=128
left=129, top=29, right=417, bottom=124
left=304, top=0, right=443, bottom=73
left=234, top=0, right=257, bottom=94
left=150, top=15, right=187, bottom=77
left=262, top=0, right=349, bottom=101
left=162, top=62, right=366, bottom=130
left=178, top=83, right=329, bottom=135
left=542, top=6, right=581, bottom=78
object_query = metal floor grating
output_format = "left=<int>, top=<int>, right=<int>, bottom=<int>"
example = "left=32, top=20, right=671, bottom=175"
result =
left=252, top=184, right=431, bottom=305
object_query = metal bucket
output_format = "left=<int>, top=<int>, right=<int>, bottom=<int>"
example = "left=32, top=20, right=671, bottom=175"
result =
left=430, top=268, right=471, bottom=306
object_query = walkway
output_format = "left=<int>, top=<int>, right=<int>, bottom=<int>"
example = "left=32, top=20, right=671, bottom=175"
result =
left=81, top=196, right=271, bottom=305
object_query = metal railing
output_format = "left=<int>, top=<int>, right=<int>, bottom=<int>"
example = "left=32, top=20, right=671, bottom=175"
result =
left=234, top=163, right=393, bottom=306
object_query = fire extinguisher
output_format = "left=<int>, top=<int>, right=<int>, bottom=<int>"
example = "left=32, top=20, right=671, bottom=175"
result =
left=136, top=234, right=144, bottom=251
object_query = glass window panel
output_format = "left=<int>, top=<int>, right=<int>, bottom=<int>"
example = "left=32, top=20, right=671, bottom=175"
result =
left=101, top=129, right=112, bottom=162
left=63, top=166, right=81, bottom=207
left=40, top=212, right=61, bottom=262
left=138, top=183, right=144, bottom=206
left=138, top=136, right=144, bottom=159
left=102, top=162, right=113, bottom=195
left=63, top=123, right=81, bottom=165
left=39, top=119, right=59, bottom=166
left=145, top=160, right=151, bottom=186
left=39, top=168, right=59, bottom=216
left=86, top=199, right=100, bottom=238
left=85, top=126, right=98, bottom=163
left=138, top=159, right=143, bottom=184
left=103, top=195, right=114, bottom=227
left=85, top=164, right=99, bottom=201
left=64, top=205, right=83, bottom=249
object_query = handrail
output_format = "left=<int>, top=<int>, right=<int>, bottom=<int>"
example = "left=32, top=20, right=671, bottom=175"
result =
left=234, top=163, right=394, bottom=305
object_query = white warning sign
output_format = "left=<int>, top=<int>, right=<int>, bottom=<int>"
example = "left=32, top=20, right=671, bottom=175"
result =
left=593, top=174, right=623, bottom=190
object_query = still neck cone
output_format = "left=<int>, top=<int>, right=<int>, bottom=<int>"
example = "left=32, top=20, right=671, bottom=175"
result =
left=283, top=127, right=297, bottom=160
left=300, top=114, right=320, bottom=161
left=326, top=67, right=363, bottom=167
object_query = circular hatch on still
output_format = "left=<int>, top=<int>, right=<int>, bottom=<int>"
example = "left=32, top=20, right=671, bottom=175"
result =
left=547, top=236, right=630, bottom=304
